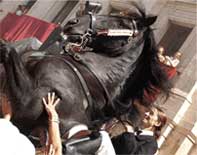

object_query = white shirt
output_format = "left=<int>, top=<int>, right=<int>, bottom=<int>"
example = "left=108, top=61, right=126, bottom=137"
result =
left=0, top=119, right=35, bottom=155
left=96, top=131, right=116, bottom=155
left=164, top=56, right=180, bottom=67
left=68, top=124, right=116, bottom=155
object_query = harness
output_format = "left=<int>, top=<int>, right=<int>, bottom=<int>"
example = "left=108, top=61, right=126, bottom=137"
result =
left=59, top=13, right=145, bottom=124
left=43, top=13, right=144, bottom=141
left=64, top=13, right=141, bottom=53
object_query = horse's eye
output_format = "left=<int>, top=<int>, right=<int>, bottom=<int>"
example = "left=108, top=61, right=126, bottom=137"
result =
left=68, top=19, right=79, bottom=25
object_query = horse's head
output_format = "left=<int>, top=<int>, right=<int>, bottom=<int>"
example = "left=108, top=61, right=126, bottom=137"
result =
left=63, top=3, right=157, bottom=56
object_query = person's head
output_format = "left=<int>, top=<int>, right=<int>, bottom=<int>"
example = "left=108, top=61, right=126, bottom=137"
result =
left=142, top=106, right=167, bottom=139
left=158, top=46, right=165, bottom=55
left=174, top=52, right=182, bottom=60
left=133, top=99, right=150, bottom=120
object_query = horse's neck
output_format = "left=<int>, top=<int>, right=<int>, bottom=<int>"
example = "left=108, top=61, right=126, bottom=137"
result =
left=81, top=44, right=144, bottom=99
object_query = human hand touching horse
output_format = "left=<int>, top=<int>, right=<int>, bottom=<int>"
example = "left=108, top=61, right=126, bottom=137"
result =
left=42, top=92, right=60, bottom=121
left=42, top=92, right=62, bottom=155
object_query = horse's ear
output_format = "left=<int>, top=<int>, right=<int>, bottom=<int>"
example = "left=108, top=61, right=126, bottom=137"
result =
left=85, top=1, right=102, bottom=14
left=144, top=15, right=157, bottom=26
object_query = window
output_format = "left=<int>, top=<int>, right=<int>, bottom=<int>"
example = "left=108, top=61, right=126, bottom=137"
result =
left=158, top=21, right=193, bottom=56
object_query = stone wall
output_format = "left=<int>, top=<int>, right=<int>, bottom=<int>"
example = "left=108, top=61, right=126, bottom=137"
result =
left=0, top=0, right=22, bottom=20
left=149, top=1, right=196, bottom=155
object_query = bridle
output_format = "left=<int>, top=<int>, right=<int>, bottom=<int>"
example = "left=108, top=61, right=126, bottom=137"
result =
left=63, top=13, right=143, bottom=54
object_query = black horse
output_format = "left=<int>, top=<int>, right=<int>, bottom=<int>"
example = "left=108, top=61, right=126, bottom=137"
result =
left=0, top=3, right=171, bottom=141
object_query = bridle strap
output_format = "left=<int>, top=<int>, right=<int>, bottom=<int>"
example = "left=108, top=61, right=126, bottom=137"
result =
left=64, top=14, right=143, bottom=53
left=88, top=12, right=96, bottom=34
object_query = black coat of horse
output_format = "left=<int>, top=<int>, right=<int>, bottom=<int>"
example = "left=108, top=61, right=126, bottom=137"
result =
left=0, top=4, right=171, bottom=139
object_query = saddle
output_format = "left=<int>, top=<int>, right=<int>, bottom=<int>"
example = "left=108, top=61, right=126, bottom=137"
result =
left=62, top=124, right=102, bottom=155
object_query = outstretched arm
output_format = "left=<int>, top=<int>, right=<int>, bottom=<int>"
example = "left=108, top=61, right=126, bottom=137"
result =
left=1, top=95, right=12, bottom=121
left=42, top=92, right=62, bottom=155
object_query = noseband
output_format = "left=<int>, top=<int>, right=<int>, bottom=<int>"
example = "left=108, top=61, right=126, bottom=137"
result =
left=64, top=13, right=142, bottom=53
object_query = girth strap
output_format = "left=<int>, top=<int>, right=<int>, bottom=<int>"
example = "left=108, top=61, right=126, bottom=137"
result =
left=79, top=58, right=114, bottom=109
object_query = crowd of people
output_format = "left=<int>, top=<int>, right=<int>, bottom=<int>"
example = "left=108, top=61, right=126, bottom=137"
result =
left=0, top=41, right=181, bottom=155
left=0, top=90, right=167, bottom=155
left=0, top=0, right=184, bottom=153
left=0, top=36, right=183, bottom=155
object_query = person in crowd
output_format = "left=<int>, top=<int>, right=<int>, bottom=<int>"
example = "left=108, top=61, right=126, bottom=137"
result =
left=0, top=94, right=36, bottom=155
left=164, top=51, right=182, bottom=68
left=42, top=92, right=116, bottom=155
left=42, top=92, right=62, bottom=155
left=0, top=91, right=61, bottom=155
left=111, top=104, right=167, bottom=155
left=158, top=46, right=182, bottom=68
left=0, top=91, right=115, bottom=155
left=157, top=46, right=182, bottom=79
left=157, top=46, right=166, bottom=63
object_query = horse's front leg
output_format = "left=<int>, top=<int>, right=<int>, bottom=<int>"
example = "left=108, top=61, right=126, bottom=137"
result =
left=0, top=40, right=32, bottom=97
left=0, top=41, right=38, bottom=118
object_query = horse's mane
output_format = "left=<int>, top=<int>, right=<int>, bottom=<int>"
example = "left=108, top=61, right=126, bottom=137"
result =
left=113, top=27, right=172, bottom=114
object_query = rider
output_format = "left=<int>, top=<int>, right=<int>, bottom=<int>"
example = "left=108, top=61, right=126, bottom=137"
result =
left=111, top=103, right=167, bottom=155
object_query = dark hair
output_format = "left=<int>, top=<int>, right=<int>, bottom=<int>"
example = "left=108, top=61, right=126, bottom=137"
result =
left=153, top=107, right=167, bottom=139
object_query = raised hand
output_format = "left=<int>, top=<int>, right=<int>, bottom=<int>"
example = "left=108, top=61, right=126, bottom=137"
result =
left=42, top=92, right=60, bottom=121
left=1, top=95, right=12, bottom=120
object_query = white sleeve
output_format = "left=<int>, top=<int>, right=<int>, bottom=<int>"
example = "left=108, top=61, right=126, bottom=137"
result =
left=96, top=131, right=116, bottom=155
left=164, top=56, right=174, bottom=66
left=0, top=119, right=35, bottom=155
left=171, top=59, right=180, bottom=67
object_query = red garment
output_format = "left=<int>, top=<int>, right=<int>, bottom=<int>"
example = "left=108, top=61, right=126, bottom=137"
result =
left=0, top=13, right=57, bottom=42
left=143, top=88, right=160, bottom=104
left=159, top=62, right=177, bottom=80
left=143, top=63, right=177, bottom=103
